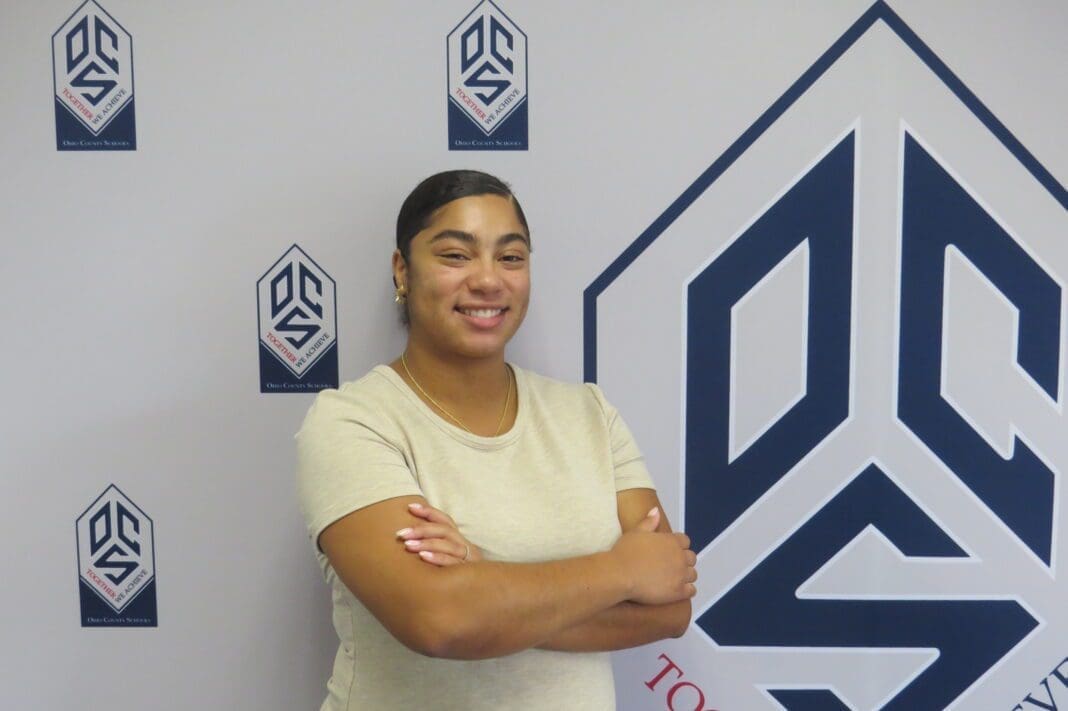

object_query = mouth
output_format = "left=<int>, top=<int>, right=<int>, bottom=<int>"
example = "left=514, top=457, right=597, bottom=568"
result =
left=455, top=306, right=509, bottom=328
left=457, top=307, right=507, bottom=318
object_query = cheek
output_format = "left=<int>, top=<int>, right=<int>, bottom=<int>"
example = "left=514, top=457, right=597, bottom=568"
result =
left=510, top=273, right=531, bottom=302
left=413, top=269, right=461, bottom=300
left=411, top=275, right=468, bottom=324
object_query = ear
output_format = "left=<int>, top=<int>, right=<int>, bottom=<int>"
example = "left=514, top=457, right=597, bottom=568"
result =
left=391, top=249, right=407, bottom=290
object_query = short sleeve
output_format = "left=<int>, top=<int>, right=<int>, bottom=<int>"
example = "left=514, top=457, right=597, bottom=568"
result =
left=296, top=389, right=423, bottom=551
left=584, top=384, right=656, bottom=493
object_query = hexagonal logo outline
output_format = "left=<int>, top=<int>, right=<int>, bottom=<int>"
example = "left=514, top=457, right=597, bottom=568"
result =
left=585, top=1, right=1066, bottom=708
left=256, top=244, right=339, bottom=393
left=51, top=0, right=136, bottom=150
left=75, top=484, right=156, bottom=618
left=446, top=0, right=529, bottom=150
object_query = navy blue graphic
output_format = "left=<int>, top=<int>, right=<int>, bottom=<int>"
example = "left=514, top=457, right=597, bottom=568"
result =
left=700, top=465, right=1038, bottom=710
left=66, top=14, right=118, bottom=101
left=767, top=689, right=851, bottom=711
left=898, top=134, right=1061, bottom=565
left=447, top=101, right=528, bottom=151
left=52, top=1, right=136, bottom=151
left=584, top=1, right=1068, bottom=381
left=257, top=245, right=339, bottom=394
left=257, top=343, right=338, bottom=394
left=582, top=1, right=1067, bottom=706
left=89, top=501, right=140, bottom=584
left=447, top=1, right=528, bottom=151
left=76, top=485, right=157, bottom=627
left=271, top=262, right=323, bottom=349
left=461, top=14, right=514, bottom=103
left=78, top=579, right=157, bottom=627
left=685, top=133, right=853, bottom=552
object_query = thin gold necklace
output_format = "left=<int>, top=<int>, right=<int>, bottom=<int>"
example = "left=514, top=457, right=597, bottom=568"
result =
left=401, top=353, right=513, bottom=436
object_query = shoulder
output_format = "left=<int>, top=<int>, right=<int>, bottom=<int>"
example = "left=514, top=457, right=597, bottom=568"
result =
left=298, top=366, right=408, bottom=438
left=516, top=366, right=613, bottom=423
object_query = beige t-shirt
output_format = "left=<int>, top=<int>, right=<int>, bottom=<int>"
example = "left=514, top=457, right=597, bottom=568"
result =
left=296, top=364, right=655, bottom=711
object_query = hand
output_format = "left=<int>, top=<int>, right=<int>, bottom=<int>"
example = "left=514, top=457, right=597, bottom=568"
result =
left=610, top=508, right=697, bottom=605
left=396, top=502, right=483, bottom=566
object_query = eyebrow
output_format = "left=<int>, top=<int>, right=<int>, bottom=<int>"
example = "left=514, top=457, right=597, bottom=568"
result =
left=428, top=229, right=530, bottom=248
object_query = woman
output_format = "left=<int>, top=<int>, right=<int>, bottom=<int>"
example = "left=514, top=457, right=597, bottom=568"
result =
left=297, top=170, right=697, bottom=710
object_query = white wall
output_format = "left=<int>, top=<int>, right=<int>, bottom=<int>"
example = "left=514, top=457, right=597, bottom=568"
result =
left=2, top=1, right=1066, bottom=709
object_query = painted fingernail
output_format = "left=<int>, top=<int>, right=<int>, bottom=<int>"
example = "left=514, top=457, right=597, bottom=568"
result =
left=648, top=507, right=659, bottom=517
left=395, top=528, right=412, bottom=538
left=404, top=540, right=420, bottom=548
left=418, top=551, right=434, bottom=560
left=408, top=503, right=423, bottom=510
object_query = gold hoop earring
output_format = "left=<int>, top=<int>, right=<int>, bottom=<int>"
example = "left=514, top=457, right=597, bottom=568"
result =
left=394, top=285, right=407, bottom=304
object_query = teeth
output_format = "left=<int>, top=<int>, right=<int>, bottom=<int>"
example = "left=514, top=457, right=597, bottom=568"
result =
left=461, top=308, right=503, bottom=318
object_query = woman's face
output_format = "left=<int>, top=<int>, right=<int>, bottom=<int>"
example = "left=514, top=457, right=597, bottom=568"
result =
left=394, top=193, right=531, bottom=360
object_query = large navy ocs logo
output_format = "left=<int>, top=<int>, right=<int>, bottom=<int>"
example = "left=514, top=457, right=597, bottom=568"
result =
left=588, top=2, right=1067, bottom=709
left=76, top=485, right=156, bottom=627
left=257, top=245, right=338, bottom=394
left=52, top=0, right=136, bottom=151
left=447, top=0, right=528, bottom=151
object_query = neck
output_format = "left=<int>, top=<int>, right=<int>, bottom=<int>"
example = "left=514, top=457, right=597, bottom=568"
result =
left=396, top=338, right=512, bottom=413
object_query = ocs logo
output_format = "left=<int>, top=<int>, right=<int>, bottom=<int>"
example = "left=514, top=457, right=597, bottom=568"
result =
left=257, top=245, right=338, bottom=393
left=52, top=1, right=134, bottom=139
left=589, top=3, right=1066, bottom=709
left=447, top=0, right=528, bottom=150
left=76, top=485, right=156, bottom=626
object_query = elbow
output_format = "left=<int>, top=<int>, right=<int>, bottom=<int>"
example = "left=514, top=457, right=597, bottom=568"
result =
left=406, top=618, right=466, bottom=659
left=401, top=605, right=491, bottom=660
left=383, top=568, right=506, bottom=660
left=396, top=607, right=461, bottom=658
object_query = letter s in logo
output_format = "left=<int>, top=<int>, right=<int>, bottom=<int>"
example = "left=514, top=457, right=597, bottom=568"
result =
left=66, top=15, right=119, bottom=106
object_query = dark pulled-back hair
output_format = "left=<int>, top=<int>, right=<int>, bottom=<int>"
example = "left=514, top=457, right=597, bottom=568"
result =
left=395, top=170, right=529, bottom=260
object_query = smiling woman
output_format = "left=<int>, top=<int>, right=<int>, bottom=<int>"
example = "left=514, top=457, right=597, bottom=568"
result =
left=296, top=170, right=698, bottom=711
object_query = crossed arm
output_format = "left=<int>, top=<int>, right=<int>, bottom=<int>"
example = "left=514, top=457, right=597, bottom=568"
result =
left=537, top=488, right=692, bottom=652
left=318, top=487, right=695, bottom=660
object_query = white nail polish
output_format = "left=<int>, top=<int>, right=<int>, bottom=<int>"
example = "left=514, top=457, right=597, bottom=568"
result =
left=418, top=551, right=433, bottom=560
left=396, top=528, right=412, bottom=538
left=404, top=540, right=419, bottom=548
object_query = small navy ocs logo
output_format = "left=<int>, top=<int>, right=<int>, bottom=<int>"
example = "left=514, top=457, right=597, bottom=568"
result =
left=447, top=0, right=528, bottom=151
left=76, top=485, right=156, bottom=627
left=257, top=245, right=338, bottom=394
left=52, top=0, right=136, bottom=151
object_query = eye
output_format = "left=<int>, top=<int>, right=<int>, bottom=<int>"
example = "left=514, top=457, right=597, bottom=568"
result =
left=441, top=252, right=469, bottom=261
left=501, top=253, right=527, bottom=263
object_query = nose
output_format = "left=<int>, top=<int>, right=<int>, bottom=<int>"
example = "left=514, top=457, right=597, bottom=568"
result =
left=468, top=255, right=504, bottom=293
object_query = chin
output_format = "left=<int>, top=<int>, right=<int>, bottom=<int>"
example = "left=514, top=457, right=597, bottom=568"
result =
left=455, top=339, right=508, bottom=360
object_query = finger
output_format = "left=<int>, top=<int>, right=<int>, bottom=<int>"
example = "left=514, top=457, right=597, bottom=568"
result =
left=635, top=507, right=661, bottom=533
left=396, top=524, right=461, bottom=541
left=685, top=550, right=697, bottom=566
left=416, top=550, right=464, bottom=567
left=408, top=502, right=457, bottom=528
left=403, top=537, right=468, bottom=560
left=674, top=532, right=691, bottom=549
left=685, top=583, right=697, bottom=598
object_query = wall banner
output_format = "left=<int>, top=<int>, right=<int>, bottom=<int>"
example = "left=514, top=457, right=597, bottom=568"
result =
left=52, top=0, right=136, bottom=151
left=257, top=245, right=339, bottom=394
left=76, top=485, right=157, bottom=627
left=588, top=3, right=1068, bottom=708
left=446, top=0, right=528, bottom=151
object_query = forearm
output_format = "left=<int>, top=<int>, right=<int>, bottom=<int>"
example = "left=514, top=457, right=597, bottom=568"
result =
left=413, top=551, right=634, bottom=659
left=536, top=599, right=691, bottom=652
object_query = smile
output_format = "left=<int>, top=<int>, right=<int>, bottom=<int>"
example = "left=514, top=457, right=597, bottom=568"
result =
left=457, top=307, right=506, bottom=318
